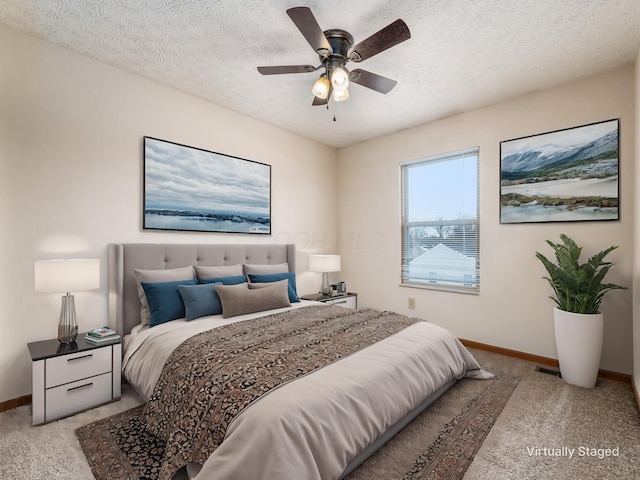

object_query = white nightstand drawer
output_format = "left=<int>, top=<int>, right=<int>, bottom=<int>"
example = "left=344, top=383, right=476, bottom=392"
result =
left=46, top=347, right=112, bottom=388
left=328, top=296, right=357, bottom=309
left=45, top=372, right=112, bottom=422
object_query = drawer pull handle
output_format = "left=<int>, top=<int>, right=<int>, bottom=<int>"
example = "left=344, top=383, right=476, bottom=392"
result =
left=68, top=354, right=93, bottom=362
left=68, top=382, right=93, bottom=392
left=334, top=300, right=347, bottom=304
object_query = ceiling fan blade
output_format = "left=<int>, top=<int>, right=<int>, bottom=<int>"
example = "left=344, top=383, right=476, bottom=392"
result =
left=312, top=95, right=328, bottom=106
left=349, top=69, right=397, bottom=94
left=286, top=7, right=332, bottom=54
left=349, top=19, right=411, bottom=62
left=257, top=65, right=316, bottom=75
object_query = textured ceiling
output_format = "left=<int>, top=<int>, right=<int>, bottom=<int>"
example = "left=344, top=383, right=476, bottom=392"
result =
left=2, top=0, right=640, bottom=148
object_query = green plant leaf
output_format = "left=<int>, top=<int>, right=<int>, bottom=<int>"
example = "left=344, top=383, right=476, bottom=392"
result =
left=535, top=234, right=626, bottom=314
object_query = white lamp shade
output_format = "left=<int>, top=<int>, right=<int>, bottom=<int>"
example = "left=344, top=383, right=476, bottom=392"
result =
left=35, top=259, right=100, bottom=293
left=309, top=255, right=341, bottom=273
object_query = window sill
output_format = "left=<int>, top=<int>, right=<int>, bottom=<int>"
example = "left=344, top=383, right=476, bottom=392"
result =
left=399, top=282, right=479, bottom=295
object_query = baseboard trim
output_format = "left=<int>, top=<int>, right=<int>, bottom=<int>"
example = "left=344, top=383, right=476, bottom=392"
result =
left=0, top=394, right=31, bottom=413
left=632, top=377, right=640, bottom=414
left=459, top=339, right=631, bottom=384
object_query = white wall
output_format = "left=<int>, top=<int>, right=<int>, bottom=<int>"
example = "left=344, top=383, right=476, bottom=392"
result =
left=338, top=66, right=635, bottom=375
left=0, top=26, right=339, bottom=402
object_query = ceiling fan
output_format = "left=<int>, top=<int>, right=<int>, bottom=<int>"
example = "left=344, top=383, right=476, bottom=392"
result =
left=257, top=7, right=411, bottom=106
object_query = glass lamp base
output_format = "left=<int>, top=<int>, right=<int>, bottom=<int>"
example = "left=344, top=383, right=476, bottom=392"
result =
left=58, top=294, right=78, bottom=344
left=320, top=272, right=330, bottom=296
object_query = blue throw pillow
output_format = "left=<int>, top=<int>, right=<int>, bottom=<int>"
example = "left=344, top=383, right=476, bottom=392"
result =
left=141, top=279, right=197, bottom=327
left=248, top=272, right=300, bottom=303
left=198, top=275, right=247, bottom=285
left=178, top=283, right=223, bottom=321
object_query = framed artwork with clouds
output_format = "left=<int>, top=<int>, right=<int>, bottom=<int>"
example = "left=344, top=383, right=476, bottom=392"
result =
left=143, top=137, right=271, bottom=234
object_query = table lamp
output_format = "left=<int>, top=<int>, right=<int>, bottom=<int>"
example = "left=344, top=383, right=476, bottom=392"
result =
left=309, top=254, right=341, bottom=295
left=35, top=259, right=100, bottom=343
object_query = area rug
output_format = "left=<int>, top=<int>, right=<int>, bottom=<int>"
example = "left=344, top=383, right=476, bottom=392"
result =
left=76, top=372, right=518, bottom=480
left=403, top=372, right=519, bottom=480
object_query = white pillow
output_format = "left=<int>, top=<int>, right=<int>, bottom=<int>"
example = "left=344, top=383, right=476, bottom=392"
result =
left=134, top=266, right=195, bottom=325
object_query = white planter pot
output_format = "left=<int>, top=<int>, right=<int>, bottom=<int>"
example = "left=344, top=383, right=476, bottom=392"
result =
left=553, top=307, right=603, bottom=388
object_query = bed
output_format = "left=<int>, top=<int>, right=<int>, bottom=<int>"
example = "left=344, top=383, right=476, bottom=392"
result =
left=108, top=243, right=490, bottom=480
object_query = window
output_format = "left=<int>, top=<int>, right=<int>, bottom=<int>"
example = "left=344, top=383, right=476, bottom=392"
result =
left=401, top=147, right=480, bottom=293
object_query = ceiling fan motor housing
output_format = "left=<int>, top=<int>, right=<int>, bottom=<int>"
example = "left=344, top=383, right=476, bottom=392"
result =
left=321, top=29, right=354, bottom=66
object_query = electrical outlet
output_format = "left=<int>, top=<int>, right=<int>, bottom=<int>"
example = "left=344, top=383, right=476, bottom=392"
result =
left=408, top=297, right=415, bottom=309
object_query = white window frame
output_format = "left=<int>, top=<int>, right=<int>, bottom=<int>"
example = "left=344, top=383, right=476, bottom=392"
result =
left=400, top=147, right=480, bottom=294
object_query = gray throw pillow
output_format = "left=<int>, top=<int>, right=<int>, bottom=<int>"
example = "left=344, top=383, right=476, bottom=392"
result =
left=195, top=264, right=243, bottom=280
left=216, top=281, right=290, bottom=318
left=248, top=279, right=289, bottom=290
left=243, top=263, right=289, bottom=275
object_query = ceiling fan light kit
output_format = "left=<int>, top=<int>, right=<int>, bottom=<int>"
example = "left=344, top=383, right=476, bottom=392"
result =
left=258, top=6, right=411, bottom=107
left=333, top=88, right=349, bottom=102
left=311, top=73, right=330, bottom=99
left=330, top=66, right=349, bottom=92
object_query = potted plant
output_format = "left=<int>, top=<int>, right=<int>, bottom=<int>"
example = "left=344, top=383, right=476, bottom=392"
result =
left=535, top=233, right=626, bottom=388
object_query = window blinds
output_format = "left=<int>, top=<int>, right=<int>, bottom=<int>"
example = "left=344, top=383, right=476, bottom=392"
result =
left=400, top=147, right=480, bottom=293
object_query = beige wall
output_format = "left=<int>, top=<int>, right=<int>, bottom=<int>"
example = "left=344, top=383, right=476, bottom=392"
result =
left=634, top=45, right=640, bottom=396
left=0, top=24, right=637, bottom=403
left=338, top=66, right=635, bottom=375
left=0, top=26, right=339, bottom=402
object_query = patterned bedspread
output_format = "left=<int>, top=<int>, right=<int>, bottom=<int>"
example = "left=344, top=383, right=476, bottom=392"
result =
left=142, top=305, right=419, bottom=480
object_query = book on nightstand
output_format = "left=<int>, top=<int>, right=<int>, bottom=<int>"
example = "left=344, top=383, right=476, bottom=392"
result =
left=85, top=333, right=120, bottom=344
left=85, top=327, right=120, bottom=343
left=87, top=327, right=118, bottom=338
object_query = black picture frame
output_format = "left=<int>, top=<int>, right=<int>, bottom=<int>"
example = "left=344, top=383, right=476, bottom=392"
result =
left=500, top=119, right=620, bottom=224
left=143, top=137, right=271, bottom=234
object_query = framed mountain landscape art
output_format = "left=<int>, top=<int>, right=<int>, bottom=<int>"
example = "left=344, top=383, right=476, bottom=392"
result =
left=500, top=119, right=619, bottom=224
left=143, top=137, right=271, bottom=234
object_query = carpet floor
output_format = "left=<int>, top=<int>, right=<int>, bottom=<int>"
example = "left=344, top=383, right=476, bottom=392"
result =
left=1, top=348, right=638, bottom=480
left=464, top=349, right=640, bottom=480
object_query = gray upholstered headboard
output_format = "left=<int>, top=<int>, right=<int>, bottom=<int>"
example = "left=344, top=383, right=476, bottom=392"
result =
left=108, top=243, right=296, bottom=336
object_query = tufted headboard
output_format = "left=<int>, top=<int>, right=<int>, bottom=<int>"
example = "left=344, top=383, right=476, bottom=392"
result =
left=108, top=243, right=296, bottom=336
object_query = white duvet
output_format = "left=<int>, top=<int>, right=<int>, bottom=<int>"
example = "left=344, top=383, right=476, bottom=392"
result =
left=122, top=303, right=490, bottom=480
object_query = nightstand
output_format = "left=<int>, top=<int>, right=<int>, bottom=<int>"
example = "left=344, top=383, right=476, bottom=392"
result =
left=301, top=292, right=358, bottom=309
left=27, top=334, right=121, bottom=425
